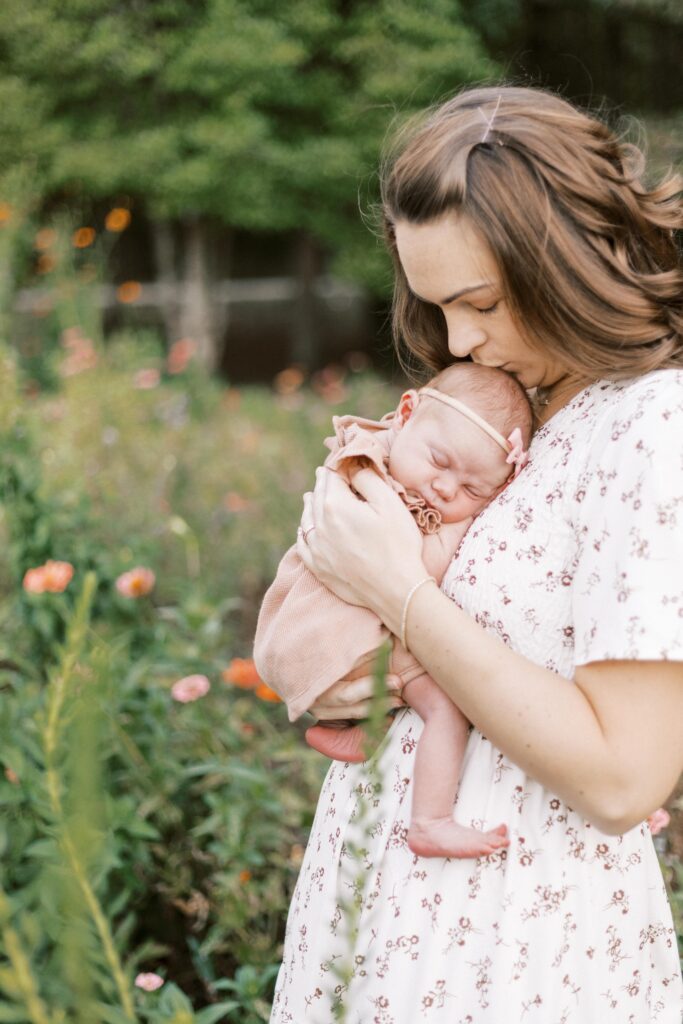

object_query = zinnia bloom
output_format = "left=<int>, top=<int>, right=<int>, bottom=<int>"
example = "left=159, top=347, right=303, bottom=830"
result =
left=23, top=560, right=74, bottom=594
left=255, top=682, right=282, bottom=703
left=223, top=492, right=249, bottom=513
left=647, top=808, right=670, bottom=835
left=171, top=674, right=210, bottom=703
left=35, top=228, right=56, bottom=251
left=133, top=368, right=160, bottom=390
left=134, top=972, right=164, bottom=992
left=222, top=658, right=261, bottom=690
left=72, top=227, right=95, bottom=249
left=167, top=337, right=197, bottom=375
left=105, top=208, right=131, bottom=232
left=115, top=567, right=155, bottom=598
left=117, top=281, right=142, bottom=304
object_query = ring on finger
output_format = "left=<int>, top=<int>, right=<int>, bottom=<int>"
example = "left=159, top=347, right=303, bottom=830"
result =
left=303, top=526, right=315, bottom=543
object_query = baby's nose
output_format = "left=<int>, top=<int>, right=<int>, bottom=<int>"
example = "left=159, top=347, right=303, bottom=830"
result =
left=433, top=476, right=457, bottom=500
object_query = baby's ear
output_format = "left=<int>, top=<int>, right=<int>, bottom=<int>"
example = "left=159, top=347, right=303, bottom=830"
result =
left=395, top=389, right=419, bottom=428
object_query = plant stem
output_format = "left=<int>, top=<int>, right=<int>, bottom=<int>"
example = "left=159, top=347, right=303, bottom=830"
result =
left=43, top=573, right=137, bottom=1022
left=0, top=889, right=53, bottom=1024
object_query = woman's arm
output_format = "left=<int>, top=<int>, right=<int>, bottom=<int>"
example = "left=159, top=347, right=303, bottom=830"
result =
left=403, top=581, right=683, bottom=835
left=298, top=467, right=683, bottom=834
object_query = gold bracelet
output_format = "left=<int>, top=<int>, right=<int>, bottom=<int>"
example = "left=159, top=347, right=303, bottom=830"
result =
left=400, top=577, right=436, bottom=650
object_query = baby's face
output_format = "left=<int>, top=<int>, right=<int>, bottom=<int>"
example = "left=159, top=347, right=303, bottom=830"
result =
left=387, top=400, right=510, bottom=523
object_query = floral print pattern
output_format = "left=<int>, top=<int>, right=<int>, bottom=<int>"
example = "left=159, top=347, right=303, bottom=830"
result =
left=270, top=371, right=683, bottom=1023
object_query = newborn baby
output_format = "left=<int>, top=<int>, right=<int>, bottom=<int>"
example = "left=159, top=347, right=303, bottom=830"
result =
left=254, top=362, right=533, bottom=858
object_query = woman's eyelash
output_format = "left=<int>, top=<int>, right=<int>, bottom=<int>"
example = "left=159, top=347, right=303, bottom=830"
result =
left=477, top=302, right=499, bottom=315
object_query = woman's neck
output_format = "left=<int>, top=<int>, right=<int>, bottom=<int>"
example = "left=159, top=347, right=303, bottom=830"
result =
left=532, top=374, right=593, bottom=427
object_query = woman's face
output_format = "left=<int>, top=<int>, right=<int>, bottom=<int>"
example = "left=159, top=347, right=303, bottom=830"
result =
left=394, top=213, right=568, bottom=391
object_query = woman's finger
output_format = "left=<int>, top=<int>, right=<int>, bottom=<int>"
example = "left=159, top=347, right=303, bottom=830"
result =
left=309, top=695, right=406, bottom=721
left=314, top=672, right=403, bottom=707
left=312, top=465, right=332, bottom=523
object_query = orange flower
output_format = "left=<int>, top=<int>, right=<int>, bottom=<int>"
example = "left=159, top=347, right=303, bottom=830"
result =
left=222, top=658, right=261, bottom=690
left=4, top=767, right=19, bottom=785
left=105, top=207, right=131, bottom=232
left=0, top=202, right=12, bottom=224
left=72, top=227, right=96, bottom=249
left=167, top=337, right=197, bottom=374
left=115, top=567, right=155, bottom=598
left=255, top=682, right=282, bottom=703
left=238, top=869, right=252, bottom=883
left=35, top=228, right=56, bottom=251
left=37, top=253, right=56, bottom=275
left=274, top=366, right=304, bottom=395
left=223, top=492, right=249, bottom=513
left=23, top=560, right=74, bottom=594
left=117, top=281, right=142, bottom=304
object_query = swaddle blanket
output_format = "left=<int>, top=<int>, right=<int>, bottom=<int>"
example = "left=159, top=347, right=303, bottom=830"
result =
left=253, top=411, right=469, bottom=720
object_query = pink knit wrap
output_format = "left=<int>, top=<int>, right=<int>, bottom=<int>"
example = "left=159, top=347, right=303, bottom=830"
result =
left=252, top=412, right=470, bottom=721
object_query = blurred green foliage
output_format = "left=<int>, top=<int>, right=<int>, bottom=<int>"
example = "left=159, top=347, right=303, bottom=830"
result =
left=0, top=0, right=494, bottom=293
left=0, top=328, right=405, bottom=1017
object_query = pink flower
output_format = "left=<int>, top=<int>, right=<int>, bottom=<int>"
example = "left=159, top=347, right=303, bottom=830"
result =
left=167, top=338, right=197, bottom=375
left=115, top=567, right=155, bottom=598
left=647, top=808, right=670, bottom=836
left=134, top=972, right=164, bottom=992
left=133, top=368, right=160, bottom=390
left=23, top=560, right=74, bottom=594
left=171, top=674, right=211, bottom=703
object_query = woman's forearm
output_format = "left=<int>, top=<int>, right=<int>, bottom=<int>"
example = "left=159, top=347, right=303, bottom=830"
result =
left=398, top=582, right=626, bottom=832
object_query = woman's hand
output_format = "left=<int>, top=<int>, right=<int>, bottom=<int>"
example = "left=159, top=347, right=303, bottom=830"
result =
left=296, top=465, right=427, bottom=635
left=308, top=672, right=406, bottom=721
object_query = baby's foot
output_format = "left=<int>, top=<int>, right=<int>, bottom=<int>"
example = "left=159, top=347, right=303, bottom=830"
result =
left=305, top=723, right=372, bottom=763
left=407, top=818, right=509, bottom=859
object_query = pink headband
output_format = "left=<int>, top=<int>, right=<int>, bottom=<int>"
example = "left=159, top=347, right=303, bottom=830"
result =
left=418, top=387, right=529, bottom=478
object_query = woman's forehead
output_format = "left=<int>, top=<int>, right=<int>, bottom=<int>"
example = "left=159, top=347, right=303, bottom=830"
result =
left=394, top=213, right=499, bottom=302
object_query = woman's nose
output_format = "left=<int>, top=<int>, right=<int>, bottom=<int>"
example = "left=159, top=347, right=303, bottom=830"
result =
left=446, top=321, right=487, bottom=359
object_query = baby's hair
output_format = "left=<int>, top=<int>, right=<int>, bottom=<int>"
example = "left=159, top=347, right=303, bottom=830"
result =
left=421, top=363, right=533, bottom=450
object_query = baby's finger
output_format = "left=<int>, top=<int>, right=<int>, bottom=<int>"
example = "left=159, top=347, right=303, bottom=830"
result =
left=347, top=465, right=401, bottom=508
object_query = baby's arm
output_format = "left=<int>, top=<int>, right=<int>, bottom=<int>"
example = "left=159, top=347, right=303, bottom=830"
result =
left=421, top=518, right=472, bottom=582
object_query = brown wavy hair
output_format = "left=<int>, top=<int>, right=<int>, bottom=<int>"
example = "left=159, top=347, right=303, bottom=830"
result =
left=380, top=85, right=683, bottom=381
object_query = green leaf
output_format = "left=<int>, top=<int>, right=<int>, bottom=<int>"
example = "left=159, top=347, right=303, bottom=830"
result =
left=94, top=1005, right=137, bottom=1024
left=158, top=982, right=194, bottom=1015
left=0, top=1004, right=36, bottom=1022
left=194, top=1003, right=240, bottom=1024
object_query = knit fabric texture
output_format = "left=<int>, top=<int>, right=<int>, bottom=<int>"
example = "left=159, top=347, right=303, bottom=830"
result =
left=253, top=412, right=470, bottom=721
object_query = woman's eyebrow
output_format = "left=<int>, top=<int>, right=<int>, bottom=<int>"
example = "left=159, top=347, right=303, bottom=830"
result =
left=410, top=282, right=494, bottom=305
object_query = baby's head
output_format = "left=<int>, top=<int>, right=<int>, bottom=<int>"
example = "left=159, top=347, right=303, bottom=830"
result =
left=387, top=363, right=533, bottom=523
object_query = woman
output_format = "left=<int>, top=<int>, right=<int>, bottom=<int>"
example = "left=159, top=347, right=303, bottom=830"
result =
left=270, top=86, right=683, bottom=1022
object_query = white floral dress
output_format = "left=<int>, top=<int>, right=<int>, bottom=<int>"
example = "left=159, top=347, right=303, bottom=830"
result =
left=270, top=370, right=683, bottom=1024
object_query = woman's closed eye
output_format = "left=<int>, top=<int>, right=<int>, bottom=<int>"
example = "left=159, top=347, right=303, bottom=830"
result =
left=476, top=301, right=499, bottom=315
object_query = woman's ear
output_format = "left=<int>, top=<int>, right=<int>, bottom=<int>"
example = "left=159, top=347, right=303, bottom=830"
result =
left=395, top=389, right=419, bottom=429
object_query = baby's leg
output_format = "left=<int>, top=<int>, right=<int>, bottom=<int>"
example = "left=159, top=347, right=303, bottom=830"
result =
left=404, top=675, right=509, bottom=859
